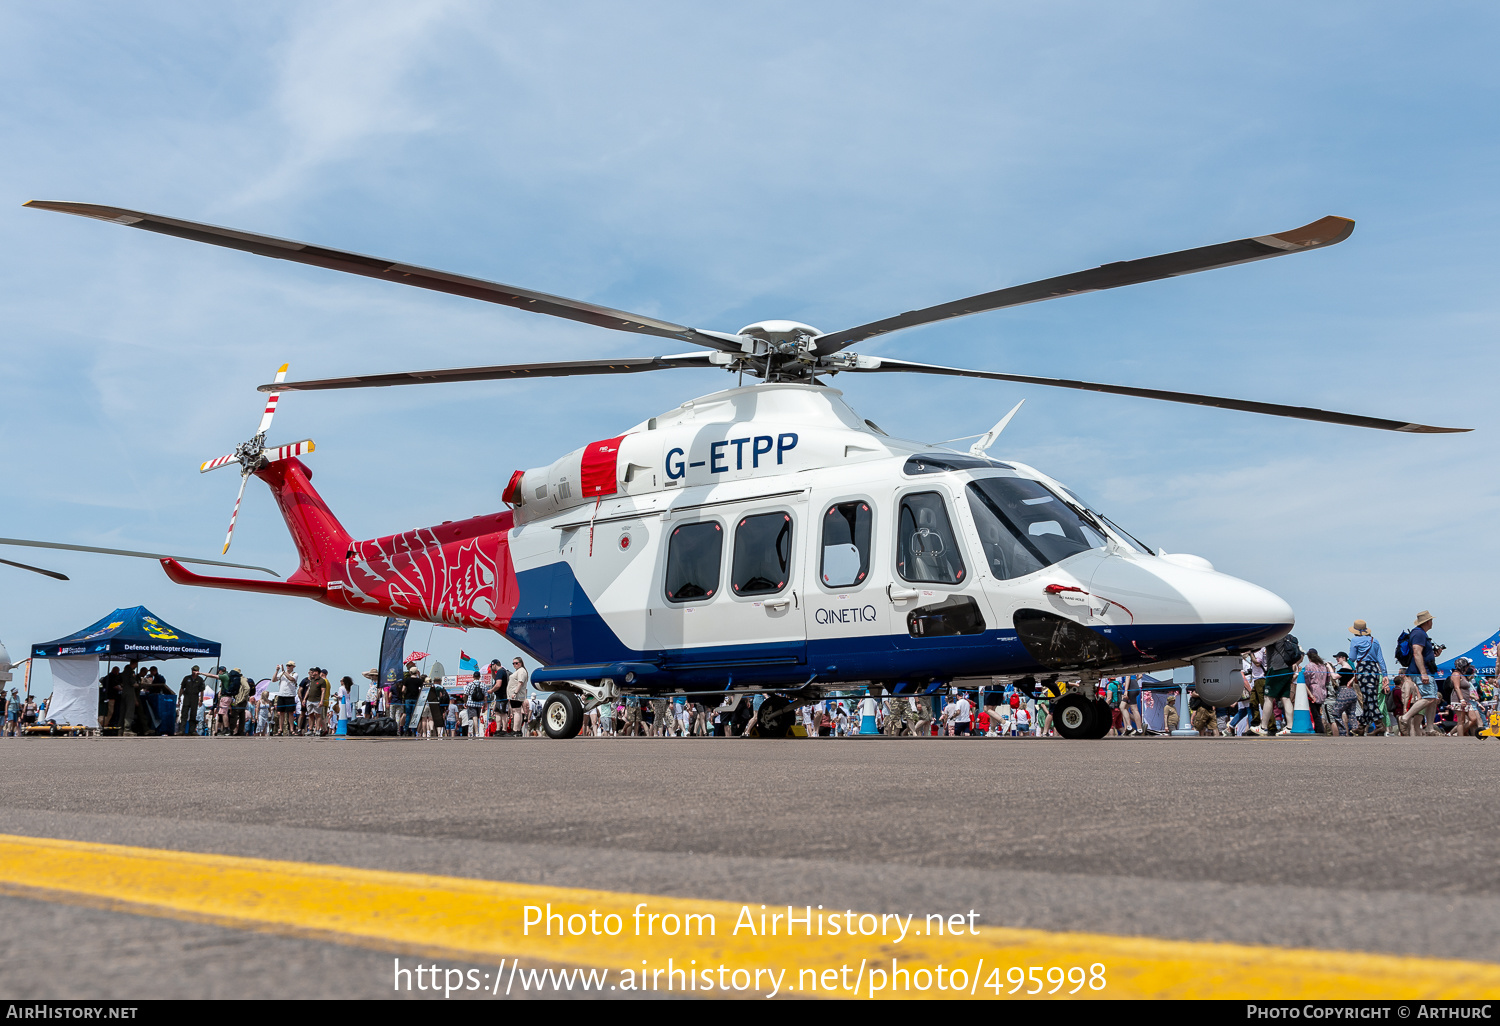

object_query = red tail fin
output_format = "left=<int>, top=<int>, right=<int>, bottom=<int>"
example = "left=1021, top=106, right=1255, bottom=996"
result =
left=253, top=457, right=352, bottom=588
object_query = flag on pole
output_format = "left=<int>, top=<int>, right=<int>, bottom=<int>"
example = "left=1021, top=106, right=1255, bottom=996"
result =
left=459, top=651, right=480, bottom=673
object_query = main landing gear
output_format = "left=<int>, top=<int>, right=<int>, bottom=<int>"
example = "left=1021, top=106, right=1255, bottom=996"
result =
left=751, top=696, right=795, bottom=738
left=1051, top=692, right=1112, bottom=740
left=542, top=692, right=584, bottom=739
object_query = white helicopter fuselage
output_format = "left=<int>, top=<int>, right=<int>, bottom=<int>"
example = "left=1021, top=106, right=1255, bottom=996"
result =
left=506, top=382, right=1292, bottom=698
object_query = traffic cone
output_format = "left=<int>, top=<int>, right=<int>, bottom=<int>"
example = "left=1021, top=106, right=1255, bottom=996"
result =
left=1290, top=671, right=1316, bottom=735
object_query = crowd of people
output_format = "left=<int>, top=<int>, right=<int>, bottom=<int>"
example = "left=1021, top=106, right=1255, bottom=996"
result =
left=2, top=609, right=1494, bottom=740
left=1173, top=610, right=1496, bottom=739
left=153, top=656, right=535, bottom=739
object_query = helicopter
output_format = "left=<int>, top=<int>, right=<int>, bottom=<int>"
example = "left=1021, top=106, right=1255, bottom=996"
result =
left=11, top=201, right=1468, bottom=740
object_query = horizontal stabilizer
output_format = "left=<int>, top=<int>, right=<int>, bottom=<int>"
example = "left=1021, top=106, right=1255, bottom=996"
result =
left=0, top=537, right=280, bottom=576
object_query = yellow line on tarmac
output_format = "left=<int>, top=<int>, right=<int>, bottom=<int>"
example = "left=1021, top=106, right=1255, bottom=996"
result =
left=0, top=833, right=1496, bottom=1000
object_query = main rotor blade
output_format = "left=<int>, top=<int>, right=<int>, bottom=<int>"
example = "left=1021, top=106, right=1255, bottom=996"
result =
left=260, top=353, right=719, bottom=391
left=25, top=201, right=739, bottom=353
left=0, top=556, right=68, bottom=581
left=0, top=537, right=281, bottom=576
left=812, top=216, right=1356, bottom=354
left=850, top=357, right=1469, bottom=433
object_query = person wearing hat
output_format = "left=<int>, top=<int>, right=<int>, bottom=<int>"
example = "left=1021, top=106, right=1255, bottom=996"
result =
left=361, top=669, right=379, bottom=718
left=486, top=659, right=509, bottom=733
left=177, top=665, right=206, bottom=736
left=1400, top=612, right=1442, bottom=735
left=1347, top=619, right=1387, bottom=736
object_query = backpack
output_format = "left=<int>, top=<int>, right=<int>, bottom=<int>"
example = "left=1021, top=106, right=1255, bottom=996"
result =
left=468, top=683, right=485, bottom=704
left=1280, top=635, right=1303, bottom=666
left=1395, top=630, right=1413, bottom=668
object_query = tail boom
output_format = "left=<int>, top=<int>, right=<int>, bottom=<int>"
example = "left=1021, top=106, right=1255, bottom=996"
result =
left=165, top=456, right=520, bottom=632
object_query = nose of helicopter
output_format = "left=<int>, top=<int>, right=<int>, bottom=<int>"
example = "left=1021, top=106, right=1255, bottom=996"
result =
left=1175, top=565, right=1293, bottom=627
left=1088, top=553, right=1293, bottom=656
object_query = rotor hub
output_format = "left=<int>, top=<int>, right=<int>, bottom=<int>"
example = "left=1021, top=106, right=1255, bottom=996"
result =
left=735, top=321, right=824, bottom=381
left=737, top=320, right=822, bottom=350
left=234, top=433, right=268, bottom=472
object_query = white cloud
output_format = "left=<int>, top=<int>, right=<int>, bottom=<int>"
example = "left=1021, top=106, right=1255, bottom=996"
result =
left=232, top=0, right=463, bottom=205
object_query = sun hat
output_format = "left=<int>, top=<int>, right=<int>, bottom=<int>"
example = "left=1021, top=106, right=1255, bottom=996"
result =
left=1350, top=619, right=1370, bottom=635
left=1413, top=610, right=1434, bottom=626
left=362, top=669, right=378, bottom=680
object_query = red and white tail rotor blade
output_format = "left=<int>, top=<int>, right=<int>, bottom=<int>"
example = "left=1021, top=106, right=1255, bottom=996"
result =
left=222, top=472, right=249, bottom=555
left=256, top=362, right=290, bottom=435
left=200, top=453, right=237, bottom=474
left=262, top=439, right=315, bottom=464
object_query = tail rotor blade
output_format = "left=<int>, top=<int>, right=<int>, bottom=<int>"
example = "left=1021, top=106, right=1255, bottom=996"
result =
left=222, top=473, right=249, bottom=555
left=200, top=453, right=237, bottom=474
left=263, top=439, right=315, bottom=464
left=256, top=363, right=290, bottom=435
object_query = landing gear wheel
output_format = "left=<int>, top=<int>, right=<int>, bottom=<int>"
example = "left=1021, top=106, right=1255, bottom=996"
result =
left=542, top=692, right=583, bottom=739
left=754, top=696, right=794, bottom=738
left=1052, top=693, right=1095, bottom=740
left=1088, top=698, right=1113, bottom=739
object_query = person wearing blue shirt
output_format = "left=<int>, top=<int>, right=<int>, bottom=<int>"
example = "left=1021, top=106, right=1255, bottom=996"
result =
left=1400, top=611, right=1443, bottom=735
left=1348, top=619, right=1387, bottom=735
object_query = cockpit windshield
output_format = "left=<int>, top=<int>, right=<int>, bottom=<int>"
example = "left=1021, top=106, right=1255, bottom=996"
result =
left=1053, top=484, right=1154, bottom=555
left=965, top=475, right=1109, bottom=580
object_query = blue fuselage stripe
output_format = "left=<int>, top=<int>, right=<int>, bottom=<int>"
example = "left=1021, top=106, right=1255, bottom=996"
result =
left=504, top=561, right=1284, bottom=687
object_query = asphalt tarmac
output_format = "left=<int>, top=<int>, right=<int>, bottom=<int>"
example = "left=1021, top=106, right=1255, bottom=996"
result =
left=1, top=734, right=1495, bottom=999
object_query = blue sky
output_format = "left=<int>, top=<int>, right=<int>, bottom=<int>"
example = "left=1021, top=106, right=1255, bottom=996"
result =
left=3, top=2, right=1497, bottom=693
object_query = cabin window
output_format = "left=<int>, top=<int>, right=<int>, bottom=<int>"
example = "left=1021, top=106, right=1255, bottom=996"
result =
left=665, top=521, right=723, bottom=602
left=896, top=491, right=966, bottom=585
left=820, top=501, right=871, bottom=588
left=731, top=512, right=792, bottom=596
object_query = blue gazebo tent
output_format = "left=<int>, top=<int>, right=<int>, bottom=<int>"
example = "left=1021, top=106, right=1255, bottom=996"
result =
left=1437, top=629, right=1498, bottom=678
left=32, top=605, right=221, bottom=661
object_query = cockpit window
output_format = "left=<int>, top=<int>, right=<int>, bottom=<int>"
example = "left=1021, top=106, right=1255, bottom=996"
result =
left=1055, top=485, right=1154, bottom=555
left=966, top=477, right=1107, bottom=580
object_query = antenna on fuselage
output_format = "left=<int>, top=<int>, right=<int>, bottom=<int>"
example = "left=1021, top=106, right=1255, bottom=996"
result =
left=969, top=400, right=1025, bottom=457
